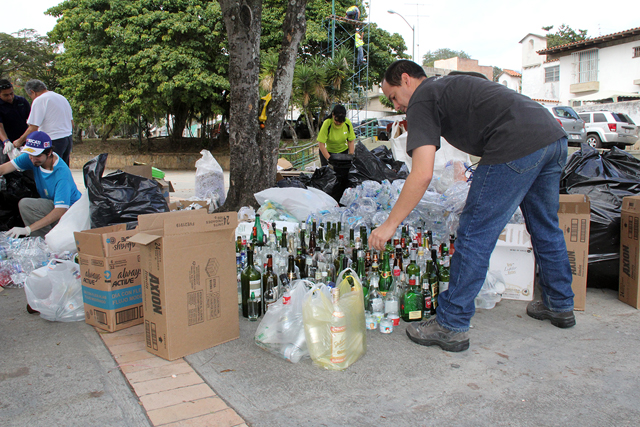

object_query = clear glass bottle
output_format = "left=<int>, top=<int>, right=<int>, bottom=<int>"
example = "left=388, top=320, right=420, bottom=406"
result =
left=247, top=292, right=259, bottom=321
left=330, top=288, right=347, bottom=368
left=262, top=254, right=279, bottom=312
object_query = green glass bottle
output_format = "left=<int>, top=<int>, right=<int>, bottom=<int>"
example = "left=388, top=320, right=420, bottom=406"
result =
left=401, top=275, right=423, bottom=322
left=360, top=225, right=368, bottom=251
left=379, top=251, right=393, bottom=297
left=406, top=247, right=421, bottom=279
left=421, top=259, right=438, bottom=318
left=254, top=214, right=264, bottom=246
left=439, top=251, right=450, bottom=296
left=280, top=226, right=288, bottom=249
left=295, top=247, right=307, bottom=278
left=241, top=248, right=262, bottom=318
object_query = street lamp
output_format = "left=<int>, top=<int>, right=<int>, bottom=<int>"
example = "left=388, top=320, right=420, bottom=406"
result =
left=387, top=10, right=415, bottom=62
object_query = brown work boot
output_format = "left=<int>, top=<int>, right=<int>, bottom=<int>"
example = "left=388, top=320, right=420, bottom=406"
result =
left=526, top=300, right=575, bottom=328
left=405, top=317, right=470, bottom=352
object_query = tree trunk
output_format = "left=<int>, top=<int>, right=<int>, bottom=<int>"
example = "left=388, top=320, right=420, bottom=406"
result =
left=219, top=0, right=307, bottom=211
left=171, top=104, right=189, bottom=140
left=100, top=123, right=116, bottom=142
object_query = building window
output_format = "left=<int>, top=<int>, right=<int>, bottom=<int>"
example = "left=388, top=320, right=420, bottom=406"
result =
left=634, top=46, right=640, bottom=58
left=572, top=49, right=598, bottom=83
left=545, top=66, right=559, bottom=82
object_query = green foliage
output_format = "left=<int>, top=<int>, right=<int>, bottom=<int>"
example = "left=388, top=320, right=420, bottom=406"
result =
left=47, top=0, right=228, bottom=137
left=0, top=29, right=58, bottom=90
left=493, top=66, right=503, bottom=82
left=422, top=48, right=470, bottom=67
left=543, top=24, right=588, bottom=48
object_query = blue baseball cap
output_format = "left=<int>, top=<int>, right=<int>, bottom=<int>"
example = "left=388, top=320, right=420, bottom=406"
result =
left=21, top=131, right=52, bottom=156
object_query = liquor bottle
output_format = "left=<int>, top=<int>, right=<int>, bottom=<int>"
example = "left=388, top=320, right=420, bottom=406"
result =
left=406, top=247, right=421, bottom=280
left=280, top=226, right=288, bottom=249
left=254, top=214, right=264, bottom=246
left=449, top=234, right=456, bottom=255
left=334, top=246, right=346, bottom=278
left=299, top=223, right=307, bottom=255
left=308, top=221, right=317, bottom=256
left=421, top=259, right=437, bottom=318
left=330, top=288, right=347, bottom=368
left=247, top=292, right=259, bottom=321
left=356, top=250, right=369, bottom=303
left=317, top=224, right=324, bottom=245
left=367, top=264, right=384, bottom=317
left=262, top=254, right=279, bottom=312
left=416, top=227, right=423, bottom=247
left=393, top=245, right=403, bottom=273
left=241, top=248, right=262, bottom=318
left=360, top=225, right=368, bottom=251
left=349, top=228, right=355, bottom=248
left=295, top=247, right=307, bottom=278
left=439, top=252, right=450, bottom=294
left=379, top=251, right=393, bottom=297
left=426, top=230, right=433, bottom=251
left=365, top=250, right=372, bottom=272
left=281, top=254, right=296, bottom=290
left=251, top=226, right=259, bottom=248
left=326, top=221, right=332, bottom=243
left=385, top=269, right=401, bottom=317
left=401, top=275, right=423, bottom=322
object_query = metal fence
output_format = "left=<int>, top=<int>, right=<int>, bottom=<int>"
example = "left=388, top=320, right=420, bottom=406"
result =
left=278, top=140, right=318, bottom=169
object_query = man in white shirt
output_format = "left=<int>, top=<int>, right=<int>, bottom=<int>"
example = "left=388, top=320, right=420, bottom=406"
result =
left=13, top=79, right=74, bottom=165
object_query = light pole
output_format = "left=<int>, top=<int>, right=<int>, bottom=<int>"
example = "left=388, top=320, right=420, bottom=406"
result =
left=387, top=9, right=415, bottom=62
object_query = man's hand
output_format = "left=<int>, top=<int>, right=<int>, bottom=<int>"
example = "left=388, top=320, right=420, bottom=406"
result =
left=3, top=141, right=12, bottom=154
left=6, top=226, right=31, bottom=239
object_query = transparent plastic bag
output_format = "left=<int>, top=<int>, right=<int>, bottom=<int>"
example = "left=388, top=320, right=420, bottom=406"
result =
left=303, top=268, right=366, bottom=371
left=195, top=149, right=226, bottom=206
left=255, top=280, right=311, bottom=363
left=24, top=260, right=84, bottom=322
left=475, top=270, right=506, bottom=309
left=45, top=191, right=91, bottom=253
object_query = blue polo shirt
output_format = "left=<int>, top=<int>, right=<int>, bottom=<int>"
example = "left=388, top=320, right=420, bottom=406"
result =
left=0, top=95, right=31, bottom=141
left=11, top=153, right=81, bottom=209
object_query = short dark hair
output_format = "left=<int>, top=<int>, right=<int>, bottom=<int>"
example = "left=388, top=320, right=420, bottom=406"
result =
left=42, top=148, right=53, bottom=157
left=332, top=104, right=347, bottom=121
left=0, top=79, right=12, bottom=90
left=384, top=60, right=427, bottom=86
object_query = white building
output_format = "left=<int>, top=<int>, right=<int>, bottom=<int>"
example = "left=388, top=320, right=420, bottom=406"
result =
left=496, top=69, right=522, bottom=92
left=520, top=27, right=640, bottom=106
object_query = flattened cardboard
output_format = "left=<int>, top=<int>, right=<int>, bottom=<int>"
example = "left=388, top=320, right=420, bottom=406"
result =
left=489, top=223, right=535, bottom=301
left=558, top=194, right=591, bottom=311
left=620, top=195, right=640, bottom=308
left=129, top=210, right=239, bottom=360
left=74, top=225, right=143, bottom=332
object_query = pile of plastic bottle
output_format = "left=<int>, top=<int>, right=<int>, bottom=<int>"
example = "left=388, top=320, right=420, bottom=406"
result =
left=0, top=235, right=73, bottom=288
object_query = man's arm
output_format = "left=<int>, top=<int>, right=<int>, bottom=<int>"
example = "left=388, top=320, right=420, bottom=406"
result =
left=369, top=144, right=437, bottom=251
left=0, top=160, right=17, bottom=176
left=318, top=141, right=330, bottom=160
left=26, top=207, right=67, bottom=233
left=14, top=124, right=39, bottom=147
left=0, top=123, right=9, bottom=143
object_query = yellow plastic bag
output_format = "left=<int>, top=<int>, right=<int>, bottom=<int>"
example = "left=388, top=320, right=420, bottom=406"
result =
left=302, top=268, right=367, bottom=370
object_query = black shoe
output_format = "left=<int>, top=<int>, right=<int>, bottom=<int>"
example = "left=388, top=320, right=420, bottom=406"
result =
left=526, top=300, right=575, bottom=328
left=26, top=304, right=39, bottom=314
left=405, top=317, right=470, bottom=352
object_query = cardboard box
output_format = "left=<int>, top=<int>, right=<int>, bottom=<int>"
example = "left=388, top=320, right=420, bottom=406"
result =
left=489, top=223, right=536, bottom=301
left=129, top=210, right=239, bottom=360
left=74, top=224, right=143, bottom=332
left=169, top=200, right=210, bottom=211
left=558, top=194, right=591, bottom=311
left=619, top=195, right=640, bottom=308
left=123, top=164, right=175, bottom=205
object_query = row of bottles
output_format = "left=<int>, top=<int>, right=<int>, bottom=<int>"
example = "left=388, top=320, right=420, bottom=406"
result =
left=239, top=214, right=453, bottom=325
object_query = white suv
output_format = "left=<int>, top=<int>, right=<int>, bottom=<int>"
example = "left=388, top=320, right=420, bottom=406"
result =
left=577, top=111, right=639, bottom=149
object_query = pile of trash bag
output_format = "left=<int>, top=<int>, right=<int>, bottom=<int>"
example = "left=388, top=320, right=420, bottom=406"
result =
left=561, top=145, right=640, bottom=289
left=0, top=171, right=39, bottom=232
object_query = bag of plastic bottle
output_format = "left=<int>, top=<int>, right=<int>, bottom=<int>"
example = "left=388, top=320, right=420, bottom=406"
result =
left=302, top=268, right=366, bottom=371
left=474, top=270, right=506, bottom=310
left=195, top=149, right=226, bottom=207
left=23, top=259, right=84, bottom=322
left=255, top=280, right=311, bottom=363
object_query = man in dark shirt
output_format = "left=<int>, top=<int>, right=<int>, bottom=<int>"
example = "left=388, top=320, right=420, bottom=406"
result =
left=369, top=60, right=575, bottom=352
left=0, top=79, right=31, bottom=157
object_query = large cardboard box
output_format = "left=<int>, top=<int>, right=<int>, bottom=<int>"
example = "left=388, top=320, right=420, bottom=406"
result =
left=489, top=223, right=536, bottom=301
left=619, top=195, right=640, bottom=308
left=74, top=224, right=143, bottom=332
left=129, top=210, right=239, bottom=360
left=558, top=194, right=591, bottom=311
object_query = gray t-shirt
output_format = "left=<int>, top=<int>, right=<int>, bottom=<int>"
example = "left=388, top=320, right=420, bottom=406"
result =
left=405, top=75, right=567, bottom=164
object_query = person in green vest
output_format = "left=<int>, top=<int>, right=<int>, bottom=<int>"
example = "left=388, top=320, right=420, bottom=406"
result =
left=317, top=104, right=356, bottom=167
left=355, top=29, right=365, bottom=66
left=346, top=5, right=360, bottom=21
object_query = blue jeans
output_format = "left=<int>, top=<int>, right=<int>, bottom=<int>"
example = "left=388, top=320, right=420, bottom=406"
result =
left=437, top=137, right=574, bottom=332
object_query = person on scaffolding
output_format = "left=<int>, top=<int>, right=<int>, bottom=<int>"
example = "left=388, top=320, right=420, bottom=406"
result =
left=317, top=104, right=355, bottom=167
left=345, top=5, right=360, bottom=21
left=355, top=29, right=365, bottom=66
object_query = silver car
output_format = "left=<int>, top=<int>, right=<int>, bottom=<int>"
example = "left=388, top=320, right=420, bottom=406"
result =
left=577, top=111, right=639, bottom=149
left=543, top=105, right=586, bottom=146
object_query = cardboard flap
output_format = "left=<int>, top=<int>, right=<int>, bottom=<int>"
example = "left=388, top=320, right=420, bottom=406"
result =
left=128, top=232, right=162, bottom=246
left=622, top=195, right=640, bottom=213
left=164, top=211, right=237, bottom=236
left=124, top=165, right=153, bottom=179
left=559, top=194, right=590, bottom=215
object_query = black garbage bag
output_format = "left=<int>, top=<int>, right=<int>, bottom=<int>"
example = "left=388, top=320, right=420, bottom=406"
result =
left=370, top=145, right=408, bottom=178
left=84, top=154, right=169, bottom=228
left=348, top=141, right=401, bottom=187
left=561, top=144, right=640, bottom=290
left=307, top=166, right=338, bottom=198
left=0, top=171, right=39, bottom=231
left=328, top=153, right=354, bottom=203
left=276, top=177, right=307, bottom=189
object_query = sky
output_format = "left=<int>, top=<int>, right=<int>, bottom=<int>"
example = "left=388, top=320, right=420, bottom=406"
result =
left=4, top=0, right=640, bottom=72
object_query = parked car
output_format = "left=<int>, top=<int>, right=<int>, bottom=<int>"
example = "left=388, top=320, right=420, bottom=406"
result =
left=577, top=111, right=639, bottom=149
left=354, top=118, right=394, bottom=141
left=543, top=105, right=586, bottom=146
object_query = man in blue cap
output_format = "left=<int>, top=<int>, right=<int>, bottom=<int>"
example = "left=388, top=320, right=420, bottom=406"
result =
left=0, top=130, right=81, bottom=238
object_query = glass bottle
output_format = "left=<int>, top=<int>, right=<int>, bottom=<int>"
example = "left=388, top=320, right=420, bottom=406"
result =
left=367, top=264, right=384, bottom=319
left=401, top=275, right=423, bottom=322
left=280, top=226, right=288, bottom=249
left=254, top=214, right=264, bottom=246
left=247, top=292, right=259, bottom=321
left=241, top=248, right=262, bottom=318
left=334, top=246, right=346, bottom=278
left=299, top=223, right=307, bottom=255
left=360, top=225, right=368, bottom=251
left=379, top=251, right=392, bottom=297
left=308, top=221, right=317, bottom=256
left=385, top=269, right=401, bottom=318
left=449, top=234, right=456, bottom=255
left=262, top=254, right=279, bottom=312
left=439, top=252, right=450, bottom=294
left=356, top=250, right=369, bottom=305
left=406, top=247, right=421, bottom=280
left=330, top=288, right=347, bottom=367
left=421, top=259, right=438, bottom=318
left=349, top=227, right=355, bottom=248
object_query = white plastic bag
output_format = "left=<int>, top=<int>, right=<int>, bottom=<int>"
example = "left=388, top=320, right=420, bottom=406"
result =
left=255, top=280, right=311, bottom=363
left=475, top=270, right=506, bottom=309
left=45, top=191, right=91, bottom=253
left=24, top=260, right=84, bottom=322
left=254, top=187, right=338, bottom=222
left=195, top=149, right=226, bottom=207
left=389, top=120, right=411, bottom=172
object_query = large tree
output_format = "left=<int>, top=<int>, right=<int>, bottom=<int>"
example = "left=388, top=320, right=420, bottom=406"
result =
left=0, top=29, right=58, bottom=90
left=47, top=0, right=228, bottom=140
left=219, top=0, right=307, bottom=210
left=422, top=48, right=471, bottom=67
left=543, top=24, right=588, bottom=48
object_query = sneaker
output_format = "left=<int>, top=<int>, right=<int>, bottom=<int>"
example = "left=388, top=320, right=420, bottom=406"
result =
left=405, top=317, right=470, bottom=352
left=526, top=300, right=575, bottom=328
